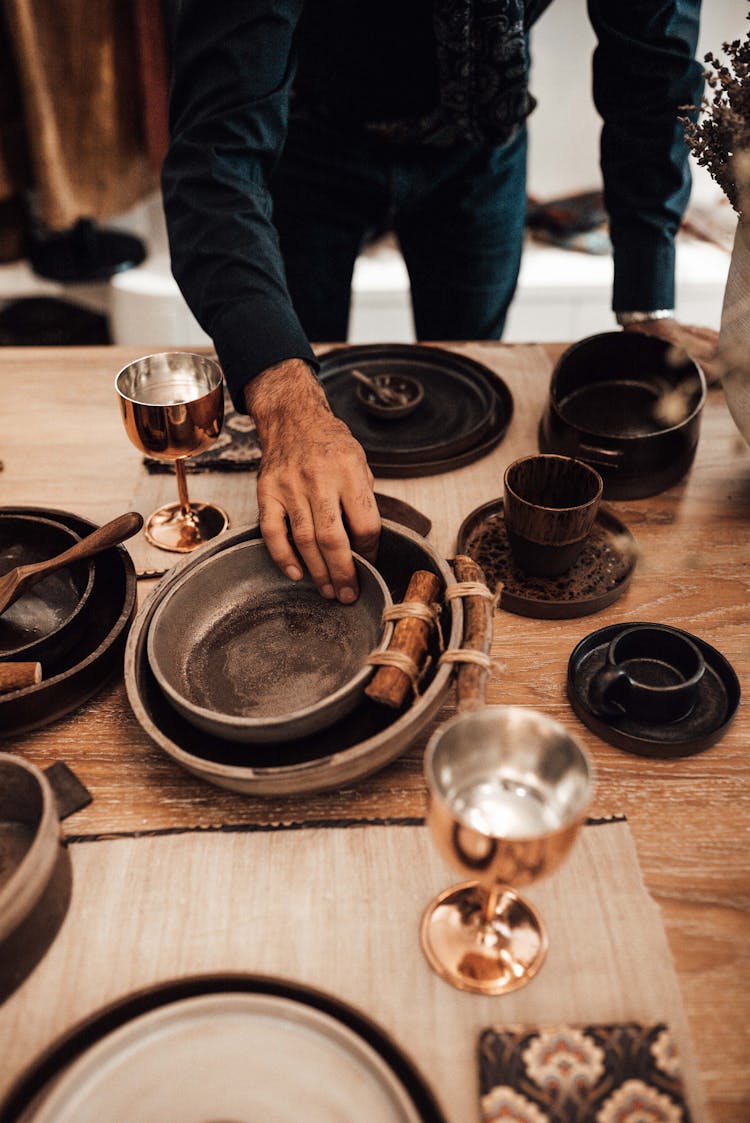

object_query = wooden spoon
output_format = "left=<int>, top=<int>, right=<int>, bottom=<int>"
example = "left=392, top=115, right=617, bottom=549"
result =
left=0, top=510, right=144, bottom=617
left=350, top=368, right=404, bottom=405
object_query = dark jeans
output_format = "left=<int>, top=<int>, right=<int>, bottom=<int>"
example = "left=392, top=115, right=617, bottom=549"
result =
left=271, top=114, right=528, bottom=342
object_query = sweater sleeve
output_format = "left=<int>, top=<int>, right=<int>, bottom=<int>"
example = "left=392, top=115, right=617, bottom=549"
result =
left=161, top=0, right=318, bottom=412
left=587, top=0, right=704, bottom=312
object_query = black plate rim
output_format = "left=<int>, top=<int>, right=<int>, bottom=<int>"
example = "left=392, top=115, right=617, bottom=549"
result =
left=0, top=972, right=447, bottom=1123
left=567, top=621, right=741, bottom=757
left=0, top=506, right=137, bottom=737
left=456, top=498, right=636, bottom=619
left=321, top=357, right=494, bottom=462
left=320, top=344, right=513, bottom=474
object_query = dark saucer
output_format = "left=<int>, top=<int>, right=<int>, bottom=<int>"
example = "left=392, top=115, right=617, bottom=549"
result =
left=456, top=498, right=636, bottom=618
left=567, top=622, right=741, bottom=757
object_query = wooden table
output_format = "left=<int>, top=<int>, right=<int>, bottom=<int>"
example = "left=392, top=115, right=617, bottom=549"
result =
left=0, top=344, right=748, bottom=1120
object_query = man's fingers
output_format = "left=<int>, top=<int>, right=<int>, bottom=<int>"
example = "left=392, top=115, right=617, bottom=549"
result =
left=343, top=487, right=381, bottom=565
left=289, top=500, right=354, bottom=600
left=257, top=495, right=306, bottom=583
left=301, top=495, right=359, bottom=602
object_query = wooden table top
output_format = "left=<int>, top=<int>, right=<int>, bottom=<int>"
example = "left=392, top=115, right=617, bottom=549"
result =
left=0, top=343, right=748, bottom=1121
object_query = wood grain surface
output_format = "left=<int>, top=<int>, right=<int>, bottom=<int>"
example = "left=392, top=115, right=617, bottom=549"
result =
left=0, top=344, right=748, bottom=1121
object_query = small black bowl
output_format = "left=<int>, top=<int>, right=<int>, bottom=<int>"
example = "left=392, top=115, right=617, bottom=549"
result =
left=0, top=514, right=95, bottom=666
left=355, top=374, right=425, bottom=420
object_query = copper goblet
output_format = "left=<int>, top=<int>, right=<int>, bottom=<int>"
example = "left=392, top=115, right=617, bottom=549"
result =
left=421, top=705, right=593, bottom=995
left=115, top=352, right=229, bottom=552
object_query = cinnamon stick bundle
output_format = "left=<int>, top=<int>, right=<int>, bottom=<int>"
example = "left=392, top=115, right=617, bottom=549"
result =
left=365, top=569, right=441, bottom=709
left=452, top=555, right=495, bottom=712
left=0, top=662, right=42, bottom=695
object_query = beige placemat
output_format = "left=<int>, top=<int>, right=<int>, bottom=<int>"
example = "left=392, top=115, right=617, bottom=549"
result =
left=0, top=820, right=703, bottom=1121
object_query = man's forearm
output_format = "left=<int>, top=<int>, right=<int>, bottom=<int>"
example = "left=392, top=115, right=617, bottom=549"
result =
left=587, top=0, right=704, bottom=312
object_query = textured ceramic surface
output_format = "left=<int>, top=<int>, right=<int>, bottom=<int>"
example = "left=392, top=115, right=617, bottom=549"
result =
left=720, top=216, right=750, bottom=445
left=147, top=540, right=393, bottom=743
left=29, top=992, right=422, bottom=1123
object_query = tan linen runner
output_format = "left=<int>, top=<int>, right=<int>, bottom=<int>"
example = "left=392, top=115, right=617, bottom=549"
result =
left=0, top=820, right=704, bottom=1121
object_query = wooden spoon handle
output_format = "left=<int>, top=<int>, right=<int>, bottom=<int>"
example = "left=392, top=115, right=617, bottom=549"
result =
left=25, top=511, right=144, bottom=581
left=350, top=368, right=401, bottom=404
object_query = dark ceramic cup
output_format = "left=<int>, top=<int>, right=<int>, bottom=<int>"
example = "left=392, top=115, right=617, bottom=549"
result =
left=503, top=454, right=603, bottom=577
left=590, top=624, right=705, bottom=724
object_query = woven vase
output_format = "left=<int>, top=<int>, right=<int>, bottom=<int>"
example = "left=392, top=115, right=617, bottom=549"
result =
left=720, top=213, right=750, bottom=445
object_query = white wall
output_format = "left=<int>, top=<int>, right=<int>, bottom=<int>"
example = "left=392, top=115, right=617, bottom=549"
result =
left=527, top=0, right=747, bottom=205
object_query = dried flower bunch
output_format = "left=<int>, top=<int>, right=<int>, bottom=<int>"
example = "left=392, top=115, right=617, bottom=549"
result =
left=683, top=11, right=750, bottom=215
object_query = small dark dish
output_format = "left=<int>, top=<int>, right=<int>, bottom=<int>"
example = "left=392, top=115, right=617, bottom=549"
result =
left=0, top=514, right=94, bottom=666
left=147, top=540, right=394, bottom=743
left=456, top=498, right=636, bottom=619
left=0, top=507, right=138, bottom=738
left=0, top=755, right=72, bottom=1003
left=567, top=622, right=741, bottom=757
left=589, top=624, right=705, bottom=724
left=319, top=343, right=513, bottom=476
left=539, top=332, right=706, bottom=499
left=355, top=374, right=425, bottom=420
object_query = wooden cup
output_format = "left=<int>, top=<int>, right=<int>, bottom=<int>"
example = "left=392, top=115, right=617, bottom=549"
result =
left=503, top=454, right=603, bottom=577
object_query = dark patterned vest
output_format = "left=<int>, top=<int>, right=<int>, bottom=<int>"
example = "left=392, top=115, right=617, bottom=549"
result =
left=368, top=0, right=555, bottom=147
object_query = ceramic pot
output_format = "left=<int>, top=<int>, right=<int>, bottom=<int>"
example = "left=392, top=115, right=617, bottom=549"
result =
left=539, top=332, right=705, bottom=499
left=720, top=214, right=750, bottom=445
left=0, top=755, right=72, bottom=1002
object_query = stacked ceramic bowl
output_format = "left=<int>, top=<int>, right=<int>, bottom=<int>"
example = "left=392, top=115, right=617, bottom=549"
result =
left=145, top=539, right=394, bottom=745
left=124, top=522, right=463, bottom=796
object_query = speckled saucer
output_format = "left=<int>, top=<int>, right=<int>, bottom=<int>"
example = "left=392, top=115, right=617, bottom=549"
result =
left=456, top=498, right=636, bottom=618
left=567, top=622, right=741, bottom=757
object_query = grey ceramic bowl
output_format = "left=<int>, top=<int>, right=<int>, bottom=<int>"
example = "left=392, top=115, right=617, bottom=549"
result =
left=146, top=540, right=393, bottom=743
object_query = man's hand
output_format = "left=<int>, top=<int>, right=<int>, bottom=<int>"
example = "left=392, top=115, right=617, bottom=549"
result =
left=245, top=358, right=380, bottom=603
left=623, top=319, right=721, bottom=384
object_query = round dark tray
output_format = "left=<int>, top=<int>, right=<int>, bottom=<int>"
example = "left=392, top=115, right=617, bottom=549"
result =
left=567, top=622, right=741, bottom=757
left=124, top=520, right=462, bottom=795
left=0, top=973, right=447, bottom=1123
left=320, top=344, right=513, bottom=476
left=0, top=507, right=137, bottom=737
left=457, top=498, right=636, bottom=619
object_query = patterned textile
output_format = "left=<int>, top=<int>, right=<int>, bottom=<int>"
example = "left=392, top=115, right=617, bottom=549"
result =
left=479, top=1023, right=691, bottom=1122
left=368, top=0, right=550, bottom=147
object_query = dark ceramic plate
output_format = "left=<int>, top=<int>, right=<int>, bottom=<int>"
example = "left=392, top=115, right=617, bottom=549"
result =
left=320, top=344, right=513, bottom=472
left=0, top=974, right=447, bottom=1123
left=567, top=622, right=741, bottom=757
left=457, top=498, right=636, bottom=619
left=0, top=507, right=137, bottom=737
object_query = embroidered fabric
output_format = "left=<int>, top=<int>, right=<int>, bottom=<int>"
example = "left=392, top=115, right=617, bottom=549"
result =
left=367, top=0, right=550, bottom=148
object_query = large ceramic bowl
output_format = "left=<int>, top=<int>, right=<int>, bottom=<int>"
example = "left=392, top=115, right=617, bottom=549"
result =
left=147, top=540, right=393, bottom=743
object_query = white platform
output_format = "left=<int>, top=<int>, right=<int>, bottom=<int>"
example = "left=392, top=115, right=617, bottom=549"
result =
left=104, top=231, right=731, bottom=349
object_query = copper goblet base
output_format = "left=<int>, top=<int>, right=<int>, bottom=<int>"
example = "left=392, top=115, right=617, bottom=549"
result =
left=145, top=501, right=229, bottom=553
left=420, top=880, right=547, bottom=995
